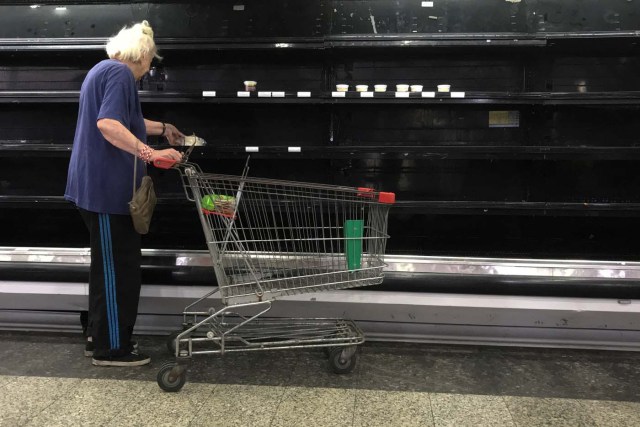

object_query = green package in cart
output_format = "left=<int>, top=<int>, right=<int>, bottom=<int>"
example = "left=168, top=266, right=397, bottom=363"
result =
left=201, top=194, right=236, bottom=214
left=344, top=219, right=364, bottom=270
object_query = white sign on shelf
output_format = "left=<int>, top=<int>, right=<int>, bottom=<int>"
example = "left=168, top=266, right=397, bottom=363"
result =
left=258, top=91, right=272, bottom=97
left=332, top=91, right=346, bottom=98
left=237, top=91, right=250, bottom=97
left=202, top=91, right=217, bottom=97
left=360, top=92, right=374, bottom=98
left=421, top=91, right=436, bottom=98
left=450, top=92, right=466, bottom=98
left=272, top=91, right=285, bottom=98
left=395, top=92, right=410, bottom=98
left=245, top=146, right=259, bottom=153
left=297, top=91, right=311, bottom=98
left=288, top=147, right=302, bottom=153
left=421, top=1, right=434, bottom=7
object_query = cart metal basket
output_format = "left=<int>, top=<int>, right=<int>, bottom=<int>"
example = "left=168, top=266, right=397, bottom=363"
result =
left=154, top=156, right=394, bottom=392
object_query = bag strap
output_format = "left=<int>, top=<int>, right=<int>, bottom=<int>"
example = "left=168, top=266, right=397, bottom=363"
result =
left=132, top=138, right=138, bottom=198
left=132, top=139, right=151, bottom=197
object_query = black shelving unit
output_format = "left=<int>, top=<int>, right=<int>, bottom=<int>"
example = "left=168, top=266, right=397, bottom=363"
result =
left=1, top=0, right=640, bottom=261
left=5, top=90, right=640, bottom=104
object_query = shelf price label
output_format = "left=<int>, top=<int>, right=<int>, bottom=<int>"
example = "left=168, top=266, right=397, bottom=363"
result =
left=272, top=91, right=285, bottom=98
left=332, top=91, right=346, bottom=98
left=360, top=92, right=374, bottom=98
left=258, top=91, right=272, bottom=97
left=297, top=91, right=311, bottom=98
left=421, top=92, right=436, bottom=98
left=450, top=92, right=466, bottom=98
left=421, top=1, right=434, bottom=7
left=202, top=91, right=217, bottom=97
left=237, top=91, right=251, bottom=97
left=395, top=92, right=410, bottom=98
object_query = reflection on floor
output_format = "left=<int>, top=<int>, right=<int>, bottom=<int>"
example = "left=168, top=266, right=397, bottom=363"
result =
left=1, top=331, right=640, bottom=426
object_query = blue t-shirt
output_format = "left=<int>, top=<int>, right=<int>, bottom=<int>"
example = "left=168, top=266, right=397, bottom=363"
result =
left=65, top=59, right=146, bottom=215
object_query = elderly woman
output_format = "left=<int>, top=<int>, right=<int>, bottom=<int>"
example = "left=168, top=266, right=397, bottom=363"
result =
left=65, top=21, right=183, bottom=367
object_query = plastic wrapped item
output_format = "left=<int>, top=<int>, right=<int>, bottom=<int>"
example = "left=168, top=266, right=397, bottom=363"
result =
left=201, top=194, right=236, bottom=216
left=180, top=135, right=207, bottom=147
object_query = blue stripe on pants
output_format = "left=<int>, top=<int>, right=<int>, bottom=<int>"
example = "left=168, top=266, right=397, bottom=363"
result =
left=103, top=214, right=120, bottom=349
left=98, top=214, right=115, bottom=349
left=98, top=214, right=120, bottom=349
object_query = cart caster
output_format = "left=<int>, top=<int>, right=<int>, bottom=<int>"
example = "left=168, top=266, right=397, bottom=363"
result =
left=328, top=347, right=357, bottom=374
left=157, top=362, right=187, bottom=392
left=166, top=331, right=181, bottom=354
left=167, top=323, right=196, bottom=354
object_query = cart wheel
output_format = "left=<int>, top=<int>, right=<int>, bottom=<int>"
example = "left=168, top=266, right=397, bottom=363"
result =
left=329, top=347, right=357, bottom=374
left=166, top=331, right=181, bottom=354
left=157, top=362, right=187, bottom=392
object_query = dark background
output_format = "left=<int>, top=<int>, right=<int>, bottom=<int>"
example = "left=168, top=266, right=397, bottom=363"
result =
left=1, top=0, right=640, bottom=268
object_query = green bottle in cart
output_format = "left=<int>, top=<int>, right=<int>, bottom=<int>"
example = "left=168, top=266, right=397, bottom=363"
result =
left=344, top=219, right=364, bottom=270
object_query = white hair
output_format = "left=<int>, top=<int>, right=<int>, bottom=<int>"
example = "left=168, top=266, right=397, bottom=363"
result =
left=105, top=20, right=161, bottom=62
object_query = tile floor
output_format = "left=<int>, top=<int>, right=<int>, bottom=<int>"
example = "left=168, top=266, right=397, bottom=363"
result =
left=1, top=332, right=640, bottom=426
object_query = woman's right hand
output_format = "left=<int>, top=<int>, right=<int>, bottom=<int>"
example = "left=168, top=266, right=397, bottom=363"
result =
left=151, top=148, right=183, bottom=163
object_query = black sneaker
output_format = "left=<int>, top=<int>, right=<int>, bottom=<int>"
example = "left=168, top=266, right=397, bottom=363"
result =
left=84, top=339, right=138, bottom=357
left=92, top=351, right=151, bottom=367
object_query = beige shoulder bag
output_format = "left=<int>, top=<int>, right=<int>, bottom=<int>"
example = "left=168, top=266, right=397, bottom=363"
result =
left=129, top=140, right=157, bottom=234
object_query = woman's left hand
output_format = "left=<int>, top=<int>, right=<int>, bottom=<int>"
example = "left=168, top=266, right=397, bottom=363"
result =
left=164, top=123, right=186, bottom=146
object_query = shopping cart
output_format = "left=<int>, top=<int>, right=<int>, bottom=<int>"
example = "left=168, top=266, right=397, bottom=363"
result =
left=153, top=154, right=394, bottom=392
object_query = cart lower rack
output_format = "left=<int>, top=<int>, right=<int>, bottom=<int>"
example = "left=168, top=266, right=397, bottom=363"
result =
left=154, top=157, right=394, bottom=392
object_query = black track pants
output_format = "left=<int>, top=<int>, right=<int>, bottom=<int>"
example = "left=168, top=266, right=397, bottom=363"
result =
left=79, top=208, right=141, bottom=357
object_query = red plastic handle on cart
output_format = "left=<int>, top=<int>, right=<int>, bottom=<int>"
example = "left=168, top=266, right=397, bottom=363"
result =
left=357, top=187, right=395, bottom=204
left=378, top=192, right=396, bottom=204
left=153, top=157, right=177, bottom=169
left=357, top=187, right=375, bottom=198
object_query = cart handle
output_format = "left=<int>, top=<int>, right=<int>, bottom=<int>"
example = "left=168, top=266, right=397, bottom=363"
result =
left=358, top=187, right=396, bottom=204
left=153, top=157, right=178, bottom=169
